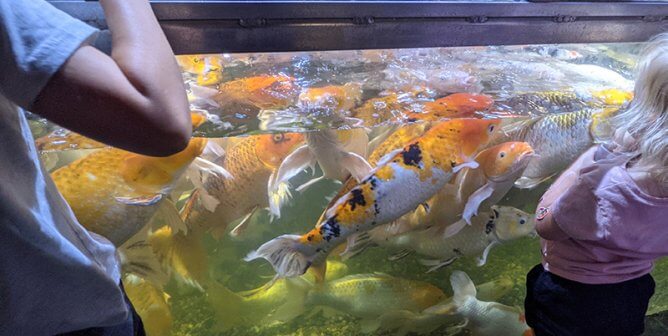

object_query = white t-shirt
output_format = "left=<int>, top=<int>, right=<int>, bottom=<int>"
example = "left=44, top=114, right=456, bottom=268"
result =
left=0, top=1, right=128, bottom=334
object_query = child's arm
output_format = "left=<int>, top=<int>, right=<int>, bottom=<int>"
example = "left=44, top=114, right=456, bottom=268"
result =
left=30, top=0, right=190, bottom=157
left=535, top=146, right=597, bottom=240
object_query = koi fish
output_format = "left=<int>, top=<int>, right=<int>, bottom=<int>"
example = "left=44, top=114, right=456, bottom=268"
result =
left=298, top=83, right=363, bottom=112
left=51, top=136, right=207, bottom=246
left=428, top=271, right=534, bottom=336
left=123, top=274, right=173, bottom=336
left=347, top=206, right=535, bottom=272
left=205, top=260, right=349, bottom=330
left=190, top=75, right=300, bottom=110
left=246, top=118, right=500, bottom=281
left=343, top=141, right=534, bottom=251
left=502, top=108, right=618, bottom=189
left=270, top=273, right=447, bottom=334
left=148, top=133, right=304, bottom=290
left=176, top=55, right=223, bottom=86
left=375, top=276, right=515, bottom=336
left=495, top=88, right=631, bottom=114
left=268, top=128, right=372, bottom=217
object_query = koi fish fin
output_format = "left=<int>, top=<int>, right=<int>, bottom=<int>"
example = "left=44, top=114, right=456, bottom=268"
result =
left=340, top=151, right=373, bottom=182
left=186, top=158, right=230, bottom=213
left=148, top=226, right=207, bottom=290
left=477, top=241, right=500, bottom=266
left=115, top=194, right=163, bottom=206
left=368, top=125, right=399, bottom=153
left=452, top=160, right=479, bottom=174
left=389, top=249, right=413, bottom=261
left=443, top=219, right=468, bottom=239
left=421, top=257, right=458, bottom=273
left=462, top=182, right=495, bottom=225
left=245, top=234, right=316, bottom=278
left=189, top=84, right=220, bottom=108
left=268, top=172, right=293, bottom=219
left=295, top=175, right=326, bottom=193
left=502, top=115, right=540, bottom=140
left=360, top=319, right=382, bottom=334
left=266, top=277, right=312, bottom=323
left=423, top=301, right=458, bottom=316
left=375, top=148, right=403, bottom=167
left=229, top=205, right=260, bottom=238
left=450, top=270, right=477, bottom=305
left=375, top=310, right=419, bottom=336
left=268, top=145, right=314, bottom=216
left=340, top=232, right=377, bottom=260
left=383, top=219, right=413, bottom=236
left=207, top=282, right=248, bottom=331
left=191, top=157, right=232, bottom=180
left=153, top=199, right=189, bottom=234
left=514, top=174, right=554, bottom=189
left=118, top=226, right=169, bottom=288
left=309, top=260, right=327, bottom=285
left=199, top=138, right=226, bottom=163
left=340, top=127, right=369, bottom=158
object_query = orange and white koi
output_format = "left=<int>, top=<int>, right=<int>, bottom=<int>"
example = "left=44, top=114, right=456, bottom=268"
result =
left=245, top=118, right=500, bottom=280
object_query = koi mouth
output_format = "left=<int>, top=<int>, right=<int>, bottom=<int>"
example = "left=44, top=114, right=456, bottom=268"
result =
left=488, top=152, right=538, bottom=183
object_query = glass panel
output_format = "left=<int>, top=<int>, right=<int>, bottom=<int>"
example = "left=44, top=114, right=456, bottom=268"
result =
left=34, top=42, right=668, bottom=336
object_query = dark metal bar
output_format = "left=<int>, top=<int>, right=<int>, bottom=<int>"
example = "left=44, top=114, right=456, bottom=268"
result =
left=49, top=1, right=668, bottom=54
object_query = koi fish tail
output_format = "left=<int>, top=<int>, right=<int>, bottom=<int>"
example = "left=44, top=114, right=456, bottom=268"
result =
left=148, top=226, right=209, bottom=290
left=265, top=277, right=313, bottom=324
left=245, top=234, right=318, bottom=278
left=118, top=225, right=170, bottom=288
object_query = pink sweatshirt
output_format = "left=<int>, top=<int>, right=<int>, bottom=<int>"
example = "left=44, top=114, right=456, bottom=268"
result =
left=541, top=144, right=668, bottom=284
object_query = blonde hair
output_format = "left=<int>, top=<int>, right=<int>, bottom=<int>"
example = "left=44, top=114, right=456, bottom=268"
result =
left=612, top=33, right=668, bottom=186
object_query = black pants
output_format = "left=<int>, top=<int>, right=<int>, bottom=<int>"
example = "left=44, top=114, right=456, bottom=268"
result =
left=57, top=283, right=145, bottom=336
left=525, top=264, right=654, bottom=336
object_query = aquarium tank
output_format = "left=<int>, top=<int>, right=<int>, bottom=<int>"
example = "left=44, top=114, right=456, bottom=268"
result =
left=36, top=1, right=668, bottom=335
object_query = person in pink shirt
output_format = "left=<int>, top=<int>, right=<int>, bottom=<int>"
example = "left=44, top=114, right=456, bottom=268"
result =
left=524, top=33, right=668, bottom=336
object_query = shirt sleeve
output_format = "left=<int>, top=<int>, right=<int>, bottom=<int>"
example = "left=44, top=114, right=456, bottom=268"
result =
left=0, top=0, right=99, bottom=109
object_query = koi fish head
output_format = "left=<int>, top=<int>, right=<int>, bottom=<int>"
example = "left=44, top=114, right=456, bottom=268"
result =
left=257, top=132, right=305, bottom=169
left=477, top=142, right=534, bottom=181
left=451, top=118, right=502, bottom=162
left=491, top=205, right=536, bottom=241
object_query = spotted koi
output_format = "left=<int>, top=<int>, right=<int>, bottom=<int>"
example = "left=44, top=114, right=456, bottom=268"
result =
left=245, top=118, right=500, bottom=279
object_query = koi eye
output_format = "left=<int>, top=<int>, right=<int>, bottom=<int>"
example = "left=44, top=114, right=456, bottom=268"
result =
left=519, top=219, right=526, bottom=225
left=272, top=133, right=285, bottom=143
left=499, top=151, right=506, bottom=158
left=193, top=58, right=200, bottom=63
left=488, top=124, right=495, bottom=133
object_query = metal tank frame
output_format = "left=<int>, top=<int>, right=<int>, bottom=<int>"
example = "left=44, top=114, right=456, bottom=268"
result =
left=50, top=0, right=668, bottom=54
